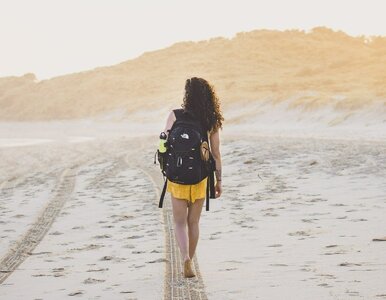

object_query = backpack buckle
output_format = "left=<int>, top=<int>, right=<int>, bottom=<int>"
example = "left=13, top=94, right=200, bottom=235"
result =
left=177, top=156, right=183, bottom=167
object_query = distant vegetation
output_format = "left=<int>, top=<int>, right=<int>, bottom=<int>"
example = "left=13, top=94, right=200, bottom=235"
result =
left=0, top=27, right=385, bottom=120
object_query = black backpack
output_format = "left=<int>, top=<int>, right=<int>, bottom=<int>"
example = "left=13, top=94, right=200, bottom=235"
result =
left=156, top=108, right=216, bottom=211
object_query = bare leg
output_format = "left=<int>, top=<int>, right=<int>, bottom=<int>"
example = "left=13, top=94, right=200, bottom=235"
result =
left=171, top=195, right=190, bottom=262
left=187, top=198, right=205, bottom=259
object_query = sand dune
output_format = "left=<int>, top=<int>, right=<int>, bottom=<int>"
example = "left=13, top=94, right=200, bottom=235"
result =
left=0, top=27, right=385, bottom=122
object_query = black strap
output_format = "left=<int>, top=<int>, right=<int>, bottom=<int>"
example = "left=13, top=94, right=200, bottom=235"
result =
left=205, top=159, right=215, bottom=211
left=209, top=166, right=215, bottom=198
left=206, top=131, right=216, bottom=199
left=173, top=108, right=184, bottom=120
left=158, top=178, right=168, bottom=208
left=206, top=175, right=210, bottom=211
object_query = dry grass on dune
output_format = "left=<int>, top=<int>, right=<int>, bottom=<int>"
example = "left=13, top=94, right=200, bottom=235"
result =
left=0, top=27, right=385, bottom=121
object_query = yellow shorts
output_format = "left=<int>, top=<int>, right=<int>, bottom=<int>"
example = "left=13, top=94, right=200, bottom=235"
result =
left=167, top=177, right=208, bottom=203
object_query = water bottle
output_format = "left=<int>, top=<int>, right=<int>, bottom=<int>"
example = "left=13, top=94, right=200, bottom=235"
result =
left=159, top=132, right=167, bottom=153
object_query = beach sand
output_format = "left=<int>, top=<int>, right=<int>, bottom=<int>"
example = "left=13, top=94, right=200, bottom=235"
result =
left=199, top=135, right=386, bottom=299
left=0, top=136, right=165, bottom=299
left=0, top=121, right=385, bottom=299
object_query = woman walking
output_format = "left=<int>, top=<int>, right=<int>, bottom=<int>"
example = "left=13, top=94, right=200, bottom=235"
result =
left=162, top=77, right=224, bottom=278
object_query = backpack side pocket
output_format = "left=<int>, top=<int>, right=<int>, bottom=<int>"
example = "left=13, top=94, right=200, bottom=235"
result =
left=157, top=149, right=167, bottom=173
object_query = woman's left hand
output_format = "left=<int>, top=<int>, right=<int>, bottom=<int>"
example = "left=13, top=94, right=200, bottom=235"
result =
left=215, top=181, right=222, bottom=198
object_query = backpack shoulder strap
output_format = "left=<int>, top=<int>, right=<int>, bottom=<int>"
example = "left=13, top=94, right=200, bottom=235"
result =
left=168, top=109, right=184, bottom=134
left=173, top=108, right=184, bottom=120
left=206, top=131, right=216, bottom=201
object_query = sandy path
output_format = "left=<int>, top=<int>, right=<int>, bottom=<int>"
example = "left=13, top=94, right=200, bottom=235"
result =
left=138, top=137, right=208, bottom=300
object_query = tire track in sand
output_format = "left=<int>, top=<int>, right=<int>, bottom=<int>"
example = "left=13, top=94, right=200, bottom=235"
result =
left=0, top=165, right=78, bottom=284
left=126, top=137, right=208, bottom=300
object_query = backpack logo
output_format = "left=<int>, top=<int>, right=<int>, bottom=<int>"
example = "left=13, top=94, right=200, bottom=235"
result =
left=181, top=133, right=189, bottom=139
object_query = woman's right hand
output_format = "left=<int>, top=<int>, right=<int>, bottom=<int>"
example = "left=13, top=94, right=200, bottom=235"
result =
left=215, top=181, right=222, bottom=198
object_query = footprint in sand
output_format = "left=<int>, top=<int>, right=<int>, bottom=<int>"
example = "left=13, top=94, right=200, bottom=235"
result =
left=83, top=277, right=105, bottom=284
left=49, top=231, right=63, bottom=235
left=100, top=256, right=113, bottom=261
left=218, top=267, right=238, bottom=271
left=52, top=267, right=66, bottom=277
left=267, top=244, right=282, bottom=247
left=317, top=273, right=336, bottom=279
left=306, top=198, right=327, bottom=203
left=69, top=244, right=104, bottom=252
left=269, top=263, right=288, bottom=267
left=150, top=249, right=162, bottom=253
left=127, top=235, right=144, bottom=240
left=100, top=255, right=126, bottom=262
left=264, top=212, right=279, bottom=217
left=375, top=294, right=386, bottom=298
left=300, top=267, right=313, bottom=272
left=71, top=226, right=85, bottom=230
left=86, top=268, right=109, bottom=272
left=27, top=251, right=52, bottom=255
left=323, top=250, right=347, bottom=255
left=338, top=262, right=362, bottom=267
left=93, top=234, right=112, bottom=239
left=146, top=258, right=168, bottom=264
left=32, top=273, right=50, bottom=277
left=317, top=283, right=332, bottom=288
left=288, top=230, right=312, bottom=237
left=110, top=214, right=134, bottom=222
left=101, top=225, right=114, bottom=228
left=133, top=264, right=145, bottom=269
left=301, top=218, right=319, bottom=223
left=12, top=214, right=25, bottom=218
left=345, top=290, right=361, bottom=297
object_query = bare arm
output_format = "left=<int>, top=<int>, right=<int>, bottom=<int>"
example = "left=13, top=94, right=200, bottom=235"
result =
left=163, top=111, right=176, bottom=137
left=209, top=129, right=222, bottom=183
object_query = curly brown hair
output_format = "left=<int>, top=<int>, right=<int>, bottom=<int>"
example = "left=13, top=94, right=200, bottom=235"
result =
left=181, top=77, right=224, bottom=133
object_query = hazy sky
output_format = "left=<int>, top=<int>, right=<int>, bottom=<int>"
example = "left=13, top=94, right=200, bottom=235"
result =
left=1, top=0, right=385, bottom=80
